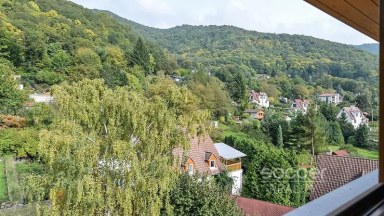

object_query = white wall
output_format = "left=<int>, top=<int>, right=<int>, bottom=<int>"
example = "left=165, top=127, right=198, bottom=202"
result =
left=229, top=169, right=243, bottom=195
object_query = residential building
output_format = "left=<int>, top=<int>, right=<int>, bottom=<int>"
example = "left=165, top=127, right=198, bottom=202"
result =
left=290, top=99, right=309, bottom=114
left=243, top=109, right=265, bottom=120
left=235, top=196, right=295, bottom=216
left=172, top=135, right=225, bottom=176
left=249, top=91, right=270, bottom=108
left=337, top=105, right=369, bottom=129
left=318, top=93, right=342, bottom=105
left=310, top=154, right=378, bottom=201
left=214, top=143, right=246, bottom=195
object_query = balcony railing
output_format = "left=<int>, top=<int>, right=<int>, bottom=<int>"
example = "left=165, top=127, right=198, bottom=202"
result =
left=226, top=162, right=241, bottom=171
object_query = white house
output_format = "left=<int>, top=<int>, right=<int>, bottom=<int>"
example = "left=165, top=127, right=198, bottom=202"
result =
left=29, top=93, right=54, bottom=103
left=318, top=93, right=342, bottom=105
left=337, top=105, right=368, bottom=129
left=249, top=91, right=270, bottom=108
left=291, top=99, right=310, bottom=114
left=214, top=143, right=247, bottom=195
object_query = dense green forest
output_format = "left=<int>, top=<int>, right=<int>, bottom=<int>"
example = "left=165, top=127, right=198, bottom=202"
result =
left=355, top=43, right=379, bottom=55
left=0, top=0, right=380, bottom=214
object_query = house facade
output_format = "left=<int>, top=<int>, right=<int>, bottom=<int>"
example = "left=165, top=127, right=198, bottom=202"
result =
left=243, top=109, right=265, bottom=120
left=290, top=99, right=309, bottom=114
left=249, top=91, right=270, bottom=108
left=173, top=135, right=225, bottom=176
left=214, top=143, right=246, bottom=195
left=337, top=105, right=369, bottom=129
left=318, top=93, right=342, bottom=105
left=173, top=135, right=247, bottom=195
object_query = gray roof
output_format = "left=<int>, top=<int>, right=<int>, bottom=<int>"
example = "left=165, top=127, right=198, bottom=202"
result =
left=214, top=143, right=247, bottom=160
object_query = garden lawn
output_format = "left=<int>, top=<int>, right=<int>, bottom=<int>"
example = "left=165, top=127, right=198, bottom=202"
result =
left=0, top=161, right=7, bottom=202
left=355, top=147, right=378, bottom=160
left=4, top=156, right=20, bottom=202
left=219, top=124, right=249, bottom=139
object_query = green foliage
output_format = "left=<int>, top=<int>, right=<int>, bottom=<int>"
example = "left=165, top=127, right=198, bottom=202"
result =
left=130, top=37, right=151, bottom=75
left=186, top=71, right=233, bottom=118
left=328, top=121, right=345, bottom=145
left=0, top=61, right=27, bottom=114
left=169, top=174, right=241, bottom=216
left=0, top=129, right=39, bottom=158
left=277, top=125, right=284, bottom=148
left=0, top=160, right=8, bottom=202
left=24, top=103, right=54, bottom=127
left=30, top=79, right=209, bottom=215
left=4, top=156, right=21, bottom=203
left=355, top=124, right=375, bottom=149
left=224, top=136, right=308, bottom=206
left=214, top=171, right=234, bottom=194
left=289, top=108, right=329, bottom=154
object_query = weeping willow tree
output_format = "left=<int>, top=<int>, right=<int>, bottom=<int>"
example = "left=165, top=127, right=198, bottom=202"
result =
left=33, top=79, right=209, bottom=215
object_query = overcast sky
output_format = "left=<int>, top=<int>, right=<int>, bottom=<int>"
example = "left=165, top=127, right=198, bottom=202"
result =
left=70, top=0, right=376, bottom=45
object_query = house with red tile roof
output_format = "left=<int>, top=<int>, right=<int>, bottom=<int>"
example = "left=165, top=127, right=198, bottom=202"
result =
left=249, top=91, right=270, bottom=108
left=310, top=154, right=378, bottom=201
left=235, top=196, right=295, bottom=216
left=336, top=105, right=368, bottom=129
left=290, top=99, right=309, bottom=114
left=173, top=135, right=247, bottom=195
left=173, top=135, right=225, bottom=176
left=318, top=93, right=342, bottom=105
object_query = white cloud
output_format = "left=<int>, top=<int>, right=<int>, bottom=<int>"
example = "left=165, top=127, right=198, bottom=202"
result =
left=70, top=0, right=376, bottom=44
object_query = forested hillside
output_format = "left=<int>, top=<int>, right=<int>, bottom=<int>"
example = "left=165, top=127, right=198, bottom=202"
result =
left=124, top=20, right=378, bottom=82
left=0, top=0, right=176, bottom=90
left=354, top=43, right=379, bottom=55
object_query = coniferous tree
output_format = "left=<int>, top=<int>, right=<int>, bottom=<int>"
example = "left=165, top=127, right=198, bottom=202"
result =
left=131, top=37, right=151, bottom=75
left=277, top=124, right=284, bottom=148
left=355, top=124, right=371, bottom=149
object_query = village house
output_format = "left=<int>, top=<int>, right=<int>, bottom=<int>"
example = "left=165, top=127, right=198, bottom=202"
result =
left=173, top=135, right=247, bottom=195
left=337, top=105, right=369, bottom=129
left=249, top=91, right=270, bottom=108
left=243, top=109, right=265, bottom=120
left=214, top=142, right=246, bottom=195
left=290, top=99, right=310, bottom=114
left=318, top=93, right=342, bottom=105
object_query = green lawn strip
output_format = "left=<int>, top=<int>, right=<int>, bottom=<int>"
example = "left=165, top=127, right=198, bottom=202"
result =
left=354, top=147, right=379, bottom=160
left=219, top=124, right=250, bottom=139
left=0, top=204, right=36, bottom=216
left=0, top=161, right=8, bottom=202
left=4, top=156, right=20, bottom=203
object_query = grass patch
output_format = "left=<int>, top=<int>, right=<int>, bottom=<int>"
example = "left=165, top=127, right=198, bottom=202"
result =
left=0, top=204, right=36, bottom=216
left=354, top=147, right=378, bottom=160
left=218, top=124, right=249, bottom=139
left=0, top=161, right=8, bottom=203
left=330, top=145, right=378, bottom=160
left=4, top=156, right=20, bottom=203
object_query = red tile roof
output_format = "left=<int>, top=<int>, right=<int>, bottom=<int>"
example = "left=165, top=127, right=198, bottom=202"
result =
left=310, top=154, right=378, bottom=200
left=173, top=135, right=225, bottom=175
left=235, top=196, right=295, bottom=216
left=291, top=99, right=309, bottom=112
left=249, top=91, right=267, bottom=102
left=333, top=150, right=349, bottom=157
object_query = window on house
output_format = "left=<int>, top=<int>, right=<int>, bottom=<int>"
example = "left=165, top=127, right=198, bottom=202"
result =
left=210, top=160, right=215, bottom=168
left=188, top=164, right=193, bottom=175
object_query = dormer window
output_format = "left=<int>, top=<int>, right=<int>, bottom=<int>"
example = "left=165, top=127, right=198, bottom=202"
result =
left=210, top=160, right=215, bottom=168
left=188, top=164, right=194, bottom=175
